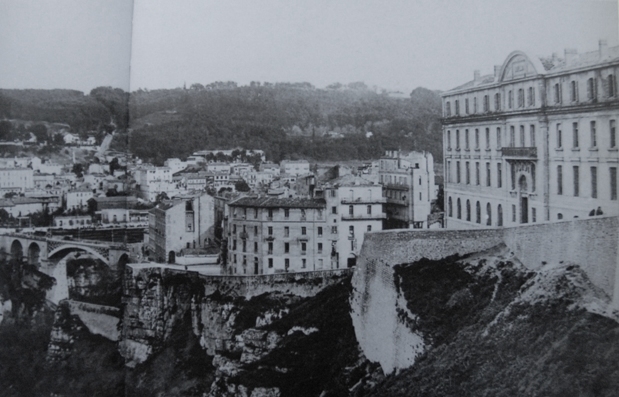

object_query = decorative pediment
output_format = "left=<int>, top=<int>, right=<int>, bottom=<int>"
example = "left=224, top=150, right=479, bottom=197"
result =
left=499, top=51, right=545, bottom=82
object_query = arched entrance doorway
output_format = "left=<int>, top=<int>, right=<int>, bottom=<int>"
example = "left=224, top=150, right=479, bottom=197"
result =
left=168, top=251, right=176, bottom=264
left=519, top=175, right=528, bottom=224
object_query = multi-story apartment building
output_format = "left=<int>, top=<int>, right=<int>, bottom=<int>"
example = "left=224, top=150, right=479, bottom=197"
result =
left=135, top=165, right=175, bottom=202
left=442, top=40, right=619, bottom=228
left=0, top=167, right=34, bottom=194
left=322, top=175, right=385, bottom=268
left=65, top=187, right=94, bottom=211
left=226, top=197, right=329, bottom=275
left=379, top=150, right=436, bottom=229
left=149, top=192, right=215, bottom=263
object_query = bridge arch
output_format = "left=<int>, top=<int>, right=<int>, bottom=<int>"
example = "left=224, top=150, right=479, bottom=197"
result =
left=10, top=240, right=23, bottom=261
left=27, top=242, right=41, bottom=266
left=48, top=245, right=109, bottom=265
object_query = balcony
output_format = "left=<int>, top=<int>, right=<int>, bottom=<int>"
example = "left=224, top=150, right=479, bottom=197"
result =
left=341, top=197, right=387, bottom=204
left=341, top=213, right=387, bottom=221
left=501, top=147, right=537, bottom=159
left=383, top=183, right=409, bottom=191
left=386, top=197, right=408, bottom=206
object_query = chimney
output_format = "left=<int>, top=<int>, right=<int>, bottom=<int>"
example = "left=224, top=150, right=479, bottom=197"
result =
left=599, top=39, right=608, bottom=59
left=474, top=70, right=480, bottom=82
left=564, top=48, right=578, bottom=65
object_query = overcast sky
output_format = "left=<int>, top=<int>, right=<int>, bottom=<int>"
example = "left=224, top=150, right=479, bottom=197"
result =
left=0, top=0, right=617, bottom=94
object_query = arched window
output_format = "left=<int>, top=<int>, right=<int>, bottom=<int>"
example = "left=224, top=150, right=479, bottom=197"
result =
left=476, top=201, right=481, bottom=223
left=448, top=197, right=453, bottom=217
left=466, top=200, right=471, bottom=221
left=457, top=198, right=461, bottom=219
left=497, top=204, right=503, bottom=226
left=486, top=203, right=492, bottom=226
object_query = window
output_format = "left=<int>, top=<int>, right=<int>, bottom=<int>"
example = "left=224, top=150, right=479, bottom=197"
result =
left=448, top=197, right=453, bottom=217
left=475, top=129, right=480, bottom=149
left=455, top=100, right=460, bottom=115
left=331, top=226, right=338, bottom=234
left=518, top=88, right=524, bottom=107
left=554, top=83, right=562, bottom=104
left=284, top=208, right=289, bottom=218
left=347, top=205, right=353, bottom=216
left=285, top=258, right=289, bottom=270
left=233, top=240, right=237, bottom=250
left=611, top=120, right=617, bottom=148
left=447, top=130, right=451, bottom=150
left=486, top=203, right=492, bottom=226
left=284, top=242, right=289, bottom=253
left=496, top=128, right=502, bottom=149
left=268, top=258, right=273, bottom=268
left=497, top=204, right=503, bottom=226
left=483, top=95, right=489, bottom=112
left=301, top=226, right=307, bottom=235
left=317, top=226, right=323, bottom=236
left=528, top=87, right=535, bottom=106
left=573, top=166, right=579, bottom=197
left=242, top=241, right=246, bottom=252
left=233, top=224, right=237, bottom=234
left=587, top=78, right=597, bottom=100
left=494, top=93, right=501, bottom=111
left=318, top=242, right=323, bottom=253
left=476, top=201, right=481, bottom=224
left=457, top=198, right=461, bottom=219
left=473, top=97, right=478, bottom=113
left=268, top=242, right=273, bottom=254
left=590, top=121, right=597, bottom=147
left=367, top=205, right=372, bottom=215
left=510, top=126, right=515, bottom=147
left=475, top=162, right=480, bottom=185
left=302, top=259, right=306, bottom=268
left=508, top=90, right=513, bottom=108
left=284, top=226, right=289, bottom=237
left=456, top=129, right=460, bottom=149
left=268, top=209, right=273, bottom=218
left=573, top=122, right=579, bottom=148
left=254, top=226, right=258, bottom=235
left=268, top=226, right=273, bottom=235
left=465, top=162, right=470, bottom=184
left=512, top=205, right=516, bottom=222
left=331, top=206, right=337, bottom=214
left=367, top=225, right=372, bottom=232
left=571, top=81, right=578, bottom=102
left=557, top=165, right=563, bottom=195
left=485, top=128, right=490, bottom=149
left=532, top=208, right=536, bottom=223
left=254, top=208, right=258, bottom=218
left=497, top=163, right=502, bottom=188
left=254, top=241, right=258, bottom=252
left=591, top=167, right=597, bottom=198
left=301, top=242, right=307, bottom=253
left=609, top=74, right=616, bottom=97
left=466, top=200, right=471, bottom=221
left=611, top=167, right=617, bottom=200
left=349, top=225, right=354, bottom=236
left=465, top=129, right=469, bottom=150
left=456, top=161, right=461, bottom=183
left=557, top=123, right=562, bottom=148
left=530, top=125, right=536, bottom=147
left=445, top=101, right=451, bottom=116
left=465, top=98, right=469, bottom=114
left=520, top=125, right=526, bottom=147
left=486, top=163, right=491, bottom=187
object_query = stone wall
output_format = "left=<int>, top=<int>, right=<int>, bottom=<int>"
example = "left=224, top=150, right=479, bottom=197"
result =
left=351, top=216, right=619, bottom=374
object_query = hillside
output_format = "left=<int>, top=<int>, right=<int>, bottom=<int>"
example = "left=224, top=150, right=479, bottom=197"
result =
left=126, top=84, right=443, bottom=164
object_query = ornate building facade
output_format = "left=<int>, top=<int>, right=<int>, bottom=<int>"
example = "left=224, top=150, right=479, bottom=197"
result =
left=442, top=40, right=619, bottom=228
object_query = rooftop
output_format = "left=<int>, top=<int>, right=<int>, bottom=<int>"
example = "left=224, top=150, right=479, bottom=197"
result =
left=229, top=196, right=326, bottom=209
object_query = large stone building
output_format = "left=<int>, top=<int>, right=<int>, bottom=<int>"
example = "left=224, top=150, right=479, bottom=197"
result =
left=135, top=165, right=175, bottom=202
left=442, top=40, right=619, bottom=228
left=149, top=192, right=215, bottom=263
left=321, top=174, right=385, bottom=268
left=226, top=197, right=329, bottom=274
left=379, top=150, right=436, bottom=229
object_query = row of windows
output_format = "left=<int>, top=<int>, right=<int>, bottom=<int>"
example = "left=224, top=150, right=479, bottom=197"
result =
left=445, top=75, right=616, bottom=117
left=232, top=224, right=318, bottom=237
left=447, top=198, right=507, bottom=226
left=556, top=165, right=617, bottom=200
left=554, top=120, right=616, bottom=149
left=447, top=161, right=503, bottom=188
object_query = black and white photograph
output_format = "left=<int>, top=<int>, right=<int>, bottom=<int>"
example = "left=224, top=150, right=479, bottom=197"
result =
left=0, top=0, right=618, bottom=395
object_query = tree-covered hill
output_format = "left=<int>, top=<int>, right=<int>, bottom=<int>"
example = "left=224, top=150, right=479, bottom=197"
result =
left=127, top=83, right=443, bottom=164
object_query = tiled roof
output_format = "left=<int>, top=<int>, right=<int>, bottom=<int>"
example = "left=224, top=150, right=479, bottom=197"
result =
left=326, top=174, right=376, bottom=187
left=229, top=196, right=326, bottom=209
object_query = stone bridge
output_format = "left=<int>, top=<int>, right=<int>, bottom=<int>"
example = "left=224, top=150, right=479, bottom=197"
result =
left=0, top=232, right=130, bottom=269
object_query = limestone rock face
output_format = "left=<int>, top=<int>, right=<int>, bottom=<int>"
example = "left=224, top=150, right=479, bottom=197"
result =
left=239, top=328, right=281, bottom=364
